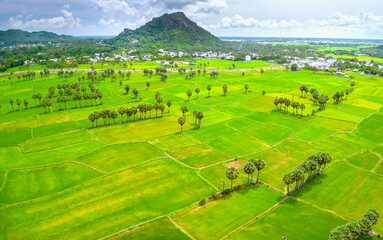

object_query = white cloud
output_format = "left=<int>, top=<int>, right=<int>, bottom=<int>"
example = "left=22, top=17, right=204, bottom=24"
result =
left=90, top=0, right=136, bottom=16
left=8, top=7, right=81, bottom=31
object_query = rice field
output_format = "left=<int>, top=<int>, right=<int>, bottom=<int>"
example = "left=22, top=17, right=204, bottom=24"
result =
left=0, top=60, right=382, bottom=239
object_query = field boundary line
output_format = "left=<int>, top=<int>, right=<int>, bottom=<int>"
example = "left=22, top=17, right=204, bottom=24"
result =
left=195, top=170, right=219, bottom=191
left=220, top=197, right=288, bottom=240
left=168, top=216, right=195, bottom=240
left=72, top=161, right=108, bottom=173
left=290, top=197, right=351, bottom=222
left=2, top=157, right=164, bottom=208
left=370, top=151, right=383, bottom=173
left=0, top=170, right=9, bottom=192
left=343, top=159, right=383, bottom=177
left=164, top=152, right=198, bottom=170
left=98, top=215, right=168, bottom=240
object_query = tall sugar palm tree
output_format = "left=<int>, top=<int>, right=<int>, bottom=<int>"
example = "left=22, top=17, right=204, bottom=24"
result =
left=283, top=172, right=294, bottom=194
left=24, top=100, right=28, bottom=109
left=178, top=116, right=186, bottom=132
left=196, top=111, right=204, bottom=128
left=300, top=103, right=305, bottom=116
left=195, top=88, right=200, bottom=99
left=187, top=90, right=192, bottom=101
left=125, top=108, right=132, bottom=121
left=9, top=99, right=14, bottom=111
left=118, top=107, right=125, bottom=122
left=88, top=113, right=95, bottom=128
left=166, top=100, right=172, bottom=113
left=180, top=106, right=189, bottom=117
left=253, top=159, right=266, bottom=183
left=222, top=84, right=228, bottom=96
left=206, top=85, right=212, bottom=98
left=16, top=99, right=21, bottom=110
left=226, top=167, right=239, bottom=191
left=94, top=111, right=100, bottom=127
left=244, top=84, right=249, bottom=94
left=244, top=161, right=255, bottom=185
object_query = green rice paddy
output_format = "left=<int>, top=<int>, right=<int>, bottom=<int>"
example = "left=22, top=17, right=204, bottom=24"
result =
left=0, top=60, right=382, bottom=239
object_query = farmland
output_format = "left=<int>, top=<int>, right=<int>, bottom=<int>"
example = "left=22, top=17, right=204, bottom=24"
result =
left=0, top=60, right=382, bottom=239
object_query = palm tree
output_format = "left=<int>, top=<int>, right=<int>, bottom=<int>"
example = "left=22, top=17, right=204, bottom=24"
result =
left=207, top=85, right=212, bottom=97
left=195, top=88, right=200, bottom=99
left=244, top=84, right=249, bottom=93
left=88, top=114, right=95, bottom=128
left=9, top=99, right=14, bottom=111
left=156, top=96, right=163, bottom=104
left=226, top=167, right=239, bottom=191
left=273, top=97, right=279, bottom=110
left=283, top=172, right=294, bottom=194
left=253, top=159, right=266, bottom=183
left=244, top=162, right=255, bottom=185
left=178, top=117, right=186, bottom=132
left=166, top=101, right=172, bottom=113
left=24, top=100, right=28, bottom=109
left=285, top=99, right=291, bottom=112
left=350, top=81, right=355, bottom=88
left=111, top=111, right=118, bottom=124
left=300, top=103, right=305, bottom=116
left=133, top=88, right=139, bottom=98
left=62, top=96, right=68, bottom=109
left=32, top=94, right=37, bottom=107
left=98, top=92, right=103, bottom=104
left=222, top=84, right=228, bottom=96
left=187, top=90, right=192, bottom=101
left=131, top=107, right=137, bottom=120
left=196, top=111, right=204, bottom=128
left=292, top=168, right=304, bottom=191
left=159, top=104, right=165, bottom=117
left=180, top=106, right=189, bottom=117
left=193, top=110, right=199, bottom=125
left=307, top=160, right=317, bottom=181
left=118, top=107, right=125, bottom=122
left=147, top=104, right=153, bottom=118
left=94, top=111, right=100, bottom=127
left=16, top=99, right=21, bottom=110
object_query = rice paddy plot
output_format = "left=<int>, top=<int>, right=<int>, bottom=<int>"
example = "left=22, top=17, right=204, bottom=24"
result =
left=169, top=143, right=230, bottom=168
left=0, top=159, right=214, bottom=240
left=312, top=136, right=366, bottom=160
left=229, top=198, right=347, bottom=240
left=109, top=218, right=189, bottom=240
left=0, top=140, right=105, bottom=169
left=0, top=162, right=103, bottom=204
left=346, top=151, right=380, bottom=171
left=175, top=186, right=284, bottom=240
left=206, top=131, right=268, bottom=157
left=75, top=142, right=165, bottom=172
left=0, top=128, right=31, bottom=147
left=293, top=162, right=383, bottom=233
left=21, top=129, right=93, bottom=152
left=226, top=117, right=293, bottom=145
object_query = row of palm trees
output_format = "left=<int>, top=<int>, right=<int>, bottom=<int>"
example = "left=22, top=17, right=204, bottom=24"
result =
left=274, top=97, right=306, bottom=115
left=225, top=158, right=266, bottom=191
left=88, top=102, right=170, bottom=128
left=333, top=89, right=353, bottom=104
left=283, top=152, right=332, bottom=194
left=329, top=209, right=379, bottom=240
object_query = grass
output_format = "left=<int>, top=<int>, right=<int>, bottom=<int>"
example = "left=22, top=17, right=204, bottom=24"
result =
left=0, top=60, right=382, bottom=239
left=230, top=198, right=347, bottom=240
left=175, top=186, right=284, bottom=240
left=109, top=218, right=190, bottom=240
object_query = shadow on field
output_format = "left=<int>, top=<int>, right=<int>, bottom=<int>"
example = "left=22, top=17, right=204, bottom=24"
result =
left=291, top=174, right=329, bottom=198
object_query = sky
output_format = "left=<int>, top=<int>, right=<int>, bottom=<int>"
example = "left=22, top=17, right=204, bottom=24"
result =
left=0, top=0, right=383, bottom=39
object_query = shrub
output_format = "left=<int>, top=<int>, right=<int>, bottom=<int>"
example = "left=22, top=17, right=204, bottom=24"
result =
left=222, top=189, right=231, bottom=195
left=211, top=192, right=220, bottom=200
left=199, top=198, right=207, bottom=206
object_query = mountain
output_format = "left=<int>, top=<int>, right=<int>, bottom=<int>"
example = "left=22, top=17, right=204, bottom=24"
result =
left=112, top=12, right=224, bottom=51
left=0, top=29, right=72, bottom=43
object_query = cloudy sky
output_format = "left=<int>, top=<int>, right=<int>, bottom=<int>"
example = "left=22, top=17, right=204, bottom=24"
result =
left=1, top=0, right=383, bottom=39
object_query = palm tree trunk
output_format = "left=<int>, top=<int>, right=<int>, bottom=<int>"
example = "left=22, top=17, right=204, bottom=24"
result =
left=247, top=174, right=249, bottom=185
left=231, top=179, right=233, bottom=191
left=256, top=170, right=260, bottom=183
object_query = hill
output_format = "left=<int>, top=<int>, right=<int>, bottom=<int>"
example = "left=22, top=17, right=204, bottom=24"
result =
left=0, top=29, right=72, bottom=43
left=112, top=12, right=225, bottom=51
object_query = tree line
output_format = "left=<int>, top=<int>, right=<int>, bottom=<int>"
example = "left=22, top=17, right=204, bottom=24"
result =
left=283, top=152, right=332, bottom=194
left=329, top=209, right=380, bottom=240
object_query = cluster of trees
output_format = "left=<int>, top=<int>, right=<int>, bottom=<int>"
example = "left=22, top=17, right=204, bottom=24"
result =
left=142, top=69, right=153, bottom=77
left=283, top=152, right=332, bottom=194
left=225, top=158, right=266, bottom=191
left=178, top=106, right=204, bottom=132
left=332, top=81, right=355, bottom=104
left=124, top=85, right=140, bottom=98
left=8, top=98, right=28, bottom=111
left=274, top=97, right=306, bottom=116
left=329, top=209, right=380, bottom=240
left=88, top=101, right=170, bottom=128
left=210, top=71, right=219, bottom=79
